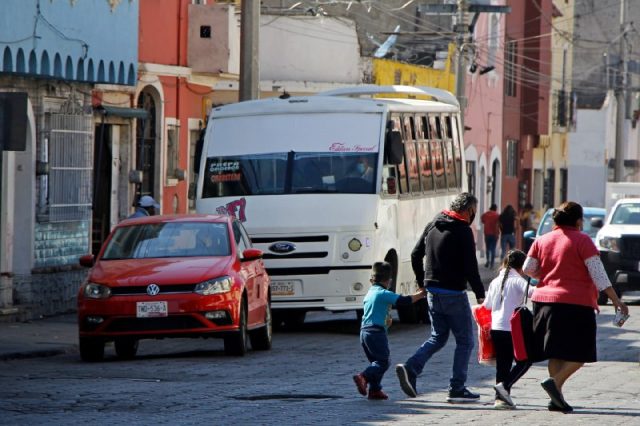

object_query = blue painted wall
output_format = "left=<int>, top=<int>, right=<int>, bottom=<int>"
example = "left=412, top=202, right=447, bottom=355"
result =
left=0, top=0, right=138, bottom=85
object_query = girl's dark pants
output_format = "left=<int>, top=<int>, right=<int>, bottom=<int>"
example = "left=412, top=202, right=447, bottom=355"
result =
left=360, top=325, right=389, bottom=392
left=490, top=329, right=532, bottom=393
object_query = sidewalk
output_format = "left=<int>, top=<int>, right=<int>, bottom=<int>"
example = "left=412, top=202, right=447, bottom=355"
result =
left=0, top=313, right=78, bottom=360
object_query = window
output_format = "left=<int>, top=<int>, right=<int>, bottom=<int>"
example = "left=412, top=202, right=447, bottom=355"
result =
left=166, top=124, right=180, bottom=180
left=46, top=112, right=93, bottom=222
left=443, top=116, right=458, bottom=189
left=429, top=115, right=447, bottom=190
left=403, top=116, right=420, bottom=193
left=506, top=139, right=518, bottom=177
left=466, top=161, right=476, bottom=195
left=505, top=40, right=517, bottom=97
left=560, top=168, right=567, bottom=203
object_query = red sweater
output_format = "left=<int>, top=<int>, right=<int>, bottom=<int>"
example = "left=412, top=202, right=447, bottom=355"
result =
left=529, top=226, right=599, bottom=309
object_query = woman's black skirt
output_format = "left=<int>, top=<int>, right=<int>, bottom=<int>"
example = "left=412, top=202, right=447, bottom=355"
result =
left=531, top=302, right=597, bottom=363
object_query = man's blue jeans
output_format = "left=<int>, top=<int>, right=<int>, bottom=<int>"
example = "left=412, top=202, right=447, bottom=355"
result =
left=360, top=326, right=390, bottom=391
left=405, top=291, right=474, bottom=392
left=484, top=234, right=497, bottom=268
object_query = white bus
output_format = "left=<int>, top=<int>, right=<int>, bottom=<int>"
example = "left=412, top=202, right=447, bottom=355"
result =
left=195, top=85, right=465, bottom=327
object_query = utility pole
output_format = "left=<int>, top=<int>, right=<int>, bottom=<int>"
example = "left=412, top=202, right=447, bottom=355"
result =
left=239, top=0, right=260, bottom=101
left=454, top=0, right=468, bottom=128
left=614, top=0, right=627, bottom=182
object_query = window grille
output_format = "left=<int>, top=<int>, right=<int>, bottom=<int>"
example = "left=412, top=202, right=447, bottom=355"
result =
left=46, top=113, right=93, bottom=222
left=506, top=139, right=518, bottom=177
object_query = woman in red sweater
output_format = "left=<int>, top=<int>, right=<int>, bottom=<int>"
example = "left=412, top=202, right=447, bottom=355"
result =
left=523, top=201, right=628, bottom=413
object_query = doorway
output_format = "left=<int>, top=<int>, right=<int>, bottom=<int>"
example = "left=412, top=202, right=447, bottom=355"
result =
left=92, top=123, right=112, bottom=255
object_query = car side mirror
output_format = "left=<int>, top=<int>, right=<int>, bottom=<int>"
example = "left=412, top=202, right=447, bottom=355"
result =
left=523, top=230, right=536, bottom=240
left=242, top=248, right=263, bottom=261
left=79, top=254, right=95, bottom=268
left=591, top=218, right=604, bottom=229
left=384, top=130, right=403, bottom=165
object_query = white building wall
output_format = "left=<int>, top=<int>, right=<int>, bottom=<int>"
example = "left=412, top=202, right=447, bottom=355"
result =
left=260, top=16, right=362, bottom=84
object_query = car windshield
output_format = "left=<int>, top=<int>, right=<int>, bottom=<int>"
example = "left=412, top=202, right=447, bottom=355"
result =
left=101, top=222, right=231, bottom=260
left=611, top=203, right=640, bottom=225
left=538, top=210, right=605, bottom=238
left=200, top=151, right=378, bottom=197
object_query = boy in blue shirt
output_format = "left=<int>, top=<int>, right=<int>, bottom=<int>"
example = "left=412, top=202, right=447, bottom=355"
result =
left=353, top=261, right=426, bottom=400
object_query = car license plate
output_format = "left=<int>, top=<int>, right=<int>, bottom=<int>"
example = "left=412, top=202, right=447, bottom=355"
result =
left=271, top=280, right=298, bottom=296
left=136, top=301, right=168, bottom=318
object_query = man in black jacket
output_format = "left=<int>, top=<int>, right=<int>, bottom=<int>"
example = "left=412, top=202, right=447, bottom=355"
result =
left=396, top=192, right=486, bottom=402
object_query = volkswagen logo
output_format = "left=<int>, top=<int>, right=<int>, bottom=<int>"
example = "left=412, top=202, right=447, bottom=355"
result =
left=146, top=284, right=160, bottom=296
left=269, top=241, right=296, bottom=254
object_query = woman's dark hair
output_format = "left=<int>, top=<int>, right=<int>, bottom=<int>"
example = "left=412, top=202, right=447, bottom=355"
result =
left=371, top=261, right=393, bottom=283
left=552, top=201, right=583, bottom=227
left=450, top=192, right=477, bottom=213
left=497, top=249, right=527, bottom=306
left=499, top=204, right=516, bottom=220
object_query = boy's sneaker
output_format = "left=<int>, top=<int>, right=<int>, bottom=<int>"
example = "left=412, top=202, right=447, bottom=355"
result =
left=368, top=389, right=389, bottom=400
left=353, top=374, right=367, bottom=396
left=494, top=399, right=514, bottom=410
left=446, top=387, right=480, bottom=403
left=493, top=383, right=515, bottom=407
left=395, top=364, right=417, bottom=398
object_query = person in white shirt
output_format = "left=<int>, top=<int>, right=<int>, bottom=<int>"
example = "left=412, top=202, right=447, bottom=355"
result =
left=483, top=250, right=534, bottom=409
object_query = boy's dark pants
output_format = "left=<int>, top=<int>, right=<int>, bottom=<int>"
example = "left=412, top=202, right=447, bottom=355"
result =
left=360, top=326, right=390, bottom=392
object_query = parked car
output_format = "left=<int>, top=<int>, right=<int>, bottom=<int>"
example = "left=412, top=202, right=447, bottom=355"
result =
left=522, top=206, right=607, bottom=296
left=594, top=198, right=640, bottom=305
left=523, top=206, right=606, bottom=244
left=77, top=214, right=272, bottom=361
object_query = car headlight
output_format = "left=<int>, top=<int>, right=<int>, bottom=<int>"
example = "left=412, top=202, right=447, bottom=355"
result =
left=83, top=282, right=111, bottom=299
left=194, top=276, right=233, bottom=295
left=598, top=236, right=621, bottom=252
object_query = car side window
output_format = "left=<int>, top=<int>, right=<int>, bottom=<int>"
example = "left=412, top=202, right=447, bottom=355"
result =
left=232, top=221, right=248, bottom=257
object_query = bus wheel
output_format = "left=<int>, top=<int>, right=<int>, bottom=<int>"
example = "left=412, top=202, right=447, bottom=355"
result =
left=397, top=304, right=418, bottom=323
left=273, top=309, right=306, bottom=331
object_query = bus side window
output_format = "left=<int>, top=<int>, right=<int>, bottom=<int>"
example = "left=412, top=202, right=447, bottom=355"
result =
left=443, top=115, right=458, bottom=190
left=391, top=115, right=408, bottom=195
left=429, top=115, right=446, bottom=191
left=403, top=115, right=420, bottom=194
left=415, top=115, right=434, bottom=192
left=451, top=115, right=463, bottom=189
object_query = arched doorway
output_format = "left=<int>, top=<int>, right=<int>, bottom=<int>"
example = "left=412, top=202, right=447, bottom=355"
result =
left=491, top=159, right=500, bottom=207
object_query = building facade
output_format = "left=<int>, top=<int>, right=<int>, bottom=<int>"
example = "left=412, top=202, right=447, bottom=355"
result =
left=0, top=0, right=139, bottom=319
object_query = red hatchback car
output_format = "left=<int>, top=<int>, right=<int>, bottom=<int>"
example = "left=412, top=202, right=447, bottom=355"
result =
left=77, top=214, right=272, bottom=361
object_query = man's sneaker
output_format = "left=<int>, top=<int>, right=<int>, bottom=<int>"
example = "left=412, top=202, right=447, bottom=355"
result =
left=395, top=364, right=417, bottom=398
left=540, top=378, right=572, bottom=412
left=368, top=389, right=389, bottom=400
left=493, top=383, right=515, bottom=407
left=494, top=399, right=514, bottom=410
left=353, top=373, right=367, bottom=396
left=446, top=387, right=480, bottom=403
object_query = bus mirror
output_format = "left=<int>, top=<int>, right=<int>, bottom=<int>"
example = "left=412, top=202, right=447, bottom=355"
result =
left=385, top=130, right=403, bottom=165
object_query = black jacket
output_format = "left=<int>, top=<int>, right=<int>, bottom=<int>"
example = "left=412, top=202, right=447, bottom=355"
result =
left=411, top=211, right=485, bottom=300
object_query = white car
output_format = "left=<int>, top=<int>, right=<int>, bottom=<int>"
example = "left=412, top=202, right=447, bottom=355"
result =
left=594, top=198, right=640, bottom=305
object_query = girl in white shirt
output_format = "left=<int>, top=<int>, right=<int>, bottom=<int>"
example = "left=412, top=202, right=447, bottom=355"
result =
left=483, top=249, right=533, bottom=409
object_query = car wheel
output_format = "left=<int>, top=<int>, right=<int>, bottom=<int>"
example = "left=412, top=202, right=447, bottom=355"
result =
left=114, top=338, right=139, bottom=360
left=79, top=337, right=104, bottom=362
left=249, top=302, right=272, bottom=351
left=224, top=299, right=248, bottom=356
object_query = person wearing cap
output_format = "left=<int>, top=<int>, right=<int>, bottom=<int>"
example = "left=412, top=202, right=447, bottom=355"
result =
left=128, top=195, right=160, bottom=218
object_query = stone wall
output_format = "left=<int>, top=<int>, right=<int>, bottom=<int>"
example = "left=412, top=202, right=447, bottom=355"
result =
left=13, top=268, right=87, bottom=319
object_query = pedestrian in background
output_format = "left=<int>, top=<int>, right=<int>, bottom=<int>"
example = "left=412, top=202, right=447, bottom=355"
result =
left=128, top=195, right=160, bottom=219
left=481, top=203, right=500, bottom=269
left=523, top=201, right=629, bottom=413
left=498, top=205, right=517, bottom=260
left=519, top=202, right=536, bottom=252
left=353, top=261, right=426, bottom=400
left=483, top=250, right=533, bottom=409
left=396, top=192, right=486, bottom=403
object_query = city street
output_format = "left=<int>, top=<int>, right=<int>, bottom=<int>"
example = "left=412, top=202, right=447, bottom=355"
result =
left=1, top=297, right=640, bottom=425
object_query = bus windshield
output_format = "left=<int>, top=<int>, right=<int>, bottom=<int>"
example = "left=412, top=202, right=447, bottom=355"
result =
left=201, top=151, right=378, bottom=197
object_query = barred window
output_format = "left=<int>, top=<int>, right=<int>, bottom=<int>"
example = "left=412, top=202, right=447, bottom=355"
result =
left=46, top=113, right=93, bottom=222
left=166, top=124, right=180, bottom=179
left=506, top=139, right=518, bottom=177
left=505, top=40, right=517, bottom=97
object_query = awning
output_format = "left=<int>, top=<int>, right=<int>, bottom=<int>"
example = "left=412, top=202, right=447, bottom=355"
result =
left=95, top=105, right=149, bottom=119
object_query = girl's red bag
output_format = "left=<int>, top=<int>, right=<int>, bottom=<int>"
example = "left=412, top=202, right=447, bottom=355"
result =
left=472, top=305, right=495, bottom=365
